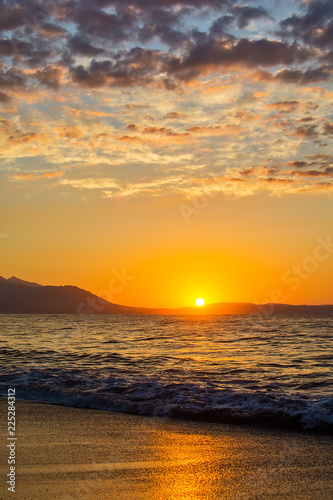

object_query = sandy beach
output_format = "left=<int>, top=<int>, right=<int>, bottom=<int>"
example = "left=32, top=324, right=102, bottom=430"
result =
left=0, top=398, right=332, bottom=499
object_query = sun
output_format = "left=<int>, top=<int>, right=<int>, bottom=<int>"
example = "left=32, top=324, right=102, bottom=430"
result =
left=195, top=298, right=205, bottom=307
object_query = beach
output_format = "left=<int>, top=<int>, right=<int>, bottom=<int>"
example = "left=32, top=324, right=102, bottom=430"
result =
left=1, top=398, right=332, bottom=499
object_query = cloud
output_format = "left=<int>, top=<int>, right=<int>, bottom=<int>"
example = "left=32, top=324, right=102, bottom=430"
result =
left=276, top=66, right=333, bottom=84
left=0, top=39, right=16, bottom=56
left=209, top=15, right=234, bottom=37
left=139, top=23, right=189, bottom=47
left=117, top=123, right=192, bottom=143
left=0, top=3, right=26, bottom=31
left=0, top=38, right=49, bottom=61
left=56, top=126, right=83, bottom=139
left=292, top=167, right=333, bottom=177
left=254, top=65, right=333, bottom=85
left=294, top=125, right=319, bottom=138
left=119, top=122, right=242, bottom=142
left=60, top=177, right=120, bottom=190
left=71, top=48, right=162, bottom=87
left=72, top=7, right=134, bottom=42
left=324, top=122, right=333, bottom=134
left=0, top=36, right=54, bottom=66
left=102, top=175, right=187, bottom=199
left=93, top=0, right=231, bottom=9
left=280, top=0, right=333, bottom=49
left=142, top=126, right=171, bottom=134
left=85, top=110, right=114, bottom=117
left=68, top=35, right=105, bottom=56
left=167, top=38, right=313, bottom=79
left=116, top=135, right=145, bottom=143
left=37, top=23, right=67, bottom=38
left=7, top=132, right=47, bottom=145
left=164, top=112, right=187, bottom=119
left=188, top=124, right=241, bottom=135
left=1, top=0, right=330, bottom=95
left=287, top=161, right=308, bottom=168
left=13, top=171, right=64, bottom=181
left=13, top=160, right=333, bottom=201
left=1, top=0, right=333, bottom=205
left=266, top=101, right=300, bottom=112
left=33, top=65, right=64, bottom=89
left=0, top=91, right=11, bottom=102
left=306, top=153, right=333, bottom=160
left=231, top=6, right=271, bottom=29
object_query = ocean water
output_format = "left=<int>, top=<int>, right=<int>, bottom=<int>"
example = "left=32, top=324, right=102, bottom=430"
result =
left=1, top=314, right=332, bottom=433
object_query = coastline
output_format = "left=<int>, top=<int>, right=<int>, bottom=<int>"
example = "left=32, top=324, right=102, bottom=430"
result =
left=1, top=398, right=332, bottom=499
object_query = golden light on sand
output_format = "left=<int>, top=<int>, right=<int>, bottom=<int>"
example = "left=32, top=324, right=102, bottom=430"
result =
left=196, top=298, right=205, bottom=307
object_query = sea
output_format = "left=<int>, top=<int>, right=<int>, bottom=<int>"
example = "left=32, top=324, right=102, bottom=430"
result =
left=1, top=314, right=332, bottom=433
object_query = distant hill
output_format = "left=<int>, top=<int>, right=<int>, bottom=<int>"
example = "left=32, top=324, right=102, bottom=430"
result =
left=175, top=302, right=333, bottom=316
left=0, top=276, right=333, bottom=315
left=0, top=276, right=152, bottom=315
left=5, top=276, right=42, bottom=287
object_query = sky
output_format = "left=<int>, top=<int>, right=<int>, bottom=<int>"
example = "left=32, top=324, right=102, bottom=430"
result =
left=1, top=0, right=333, bottom=308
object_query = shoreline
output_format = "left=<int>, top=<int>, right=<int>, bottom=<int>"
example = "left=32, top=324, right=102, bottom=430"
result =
left=1, top=399, right=333, bottom=499
left=2, top=395, right=332, bottom=436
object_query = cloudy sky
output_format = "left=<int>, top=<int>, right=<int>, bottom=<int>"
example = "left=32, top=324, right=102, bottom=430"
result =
left=1, top=0, right=333, bottom=307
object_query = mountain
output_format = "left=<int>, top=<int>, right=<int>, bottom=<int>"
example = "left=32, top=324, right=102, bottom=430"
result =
left=175, top=302, right=333, bottom=315
left=0, top=276, right=152, bottom=314
left=0, top=276, right=333, bottom=315
left=6, top=276, right=42, bottom=287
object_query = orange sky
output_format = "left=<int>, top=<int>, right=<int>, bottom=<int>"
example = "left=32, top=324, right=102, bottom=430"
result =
left=2, top=186, right=333, bottom=308
left=1, top=0, right=333, bottom=308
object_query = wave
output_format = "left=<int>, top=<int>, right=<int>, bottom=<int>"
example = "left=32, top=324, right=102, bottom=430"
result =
left=1, top=368, right=332, bottom=434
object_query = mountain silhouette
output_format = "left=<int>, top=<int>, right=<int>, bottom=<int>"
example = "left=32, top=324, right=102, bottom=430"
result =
left=0, top=276, right=333, bottom=315
left=0, top=276, right=150, bottom=314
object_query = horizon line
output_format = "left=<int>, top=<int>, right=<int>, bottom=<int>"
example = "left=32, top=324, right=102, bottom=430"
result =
left=1, top=275, right=333, bottom=311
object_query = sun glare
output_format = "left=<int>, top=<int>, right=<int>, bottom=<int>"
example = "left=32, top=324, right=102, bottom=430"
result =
left=196, top=298, right=205, bottom=307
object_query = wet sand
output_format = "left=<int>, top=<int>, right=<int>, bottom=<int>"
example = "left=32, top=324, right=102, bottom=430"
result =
left=0, top=398, right=332, bottom=499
